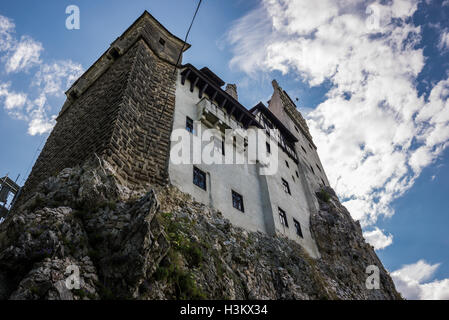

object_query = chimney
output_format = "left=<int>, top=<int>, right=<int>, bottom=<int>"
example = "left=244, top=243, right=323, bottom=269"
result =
left=225, top=83, right=238, bottom=101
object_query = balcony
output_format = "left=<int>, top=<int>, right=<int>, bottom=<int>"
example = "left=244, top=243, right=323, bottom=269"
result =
left=197, top=98, right=244, bottom=132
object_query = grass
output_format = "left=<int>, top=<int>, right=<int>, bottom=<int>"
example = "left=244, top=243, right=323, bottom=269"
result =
left=317, top=189, right=331, bottom=203
left=153, top=211, right=207, bottom=299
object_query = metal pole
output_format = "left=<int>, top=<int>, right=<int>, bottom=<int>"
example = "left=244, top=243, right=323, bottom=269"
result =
left=0, top=173, right=8, bottom=206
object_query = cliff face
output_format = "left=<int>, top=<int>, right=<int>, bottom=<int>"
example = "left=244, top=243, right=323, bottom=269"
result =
left=0, top=158, right=401, bottom=300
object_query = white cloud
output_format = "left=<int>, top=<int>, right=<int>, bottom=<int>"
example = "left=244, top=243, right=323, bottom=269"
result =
left=391, top=260, right=449, bottom=300
left=33, top=60, right=83, bottom=96
left=4, top=91, right=27, bottom=110
left=5, top=35, right=43, bottom=73
left=0, top=83, right=26, bottom=110
left=363, top=227, right=393, bottom=250
left=0, top=15, right=43, bottom=73
left=0, top=15, right=15, bottom=52
left=437, top=29, right=449, bottom=52
left=27, top=107, right=56, bottom=136
left=443, top=0, right=449, bottom=7
left=225, top=0, right=449, bottom=229
left=0, top=14, right=83, bottom=136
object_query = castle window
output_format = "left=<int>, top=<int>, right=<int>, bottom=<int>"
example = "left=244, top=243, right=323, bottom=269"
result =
left=310, top=165, right=315, bottom=174
left=279, top=208, right=289, bottom=228
left=159, top=37, right=166, bottom=46
left=221, top=139, right=225, bottom=156
left=292, top=175, right=295, bottom=182
left=321, top=178, right=326, bottom=186
left=193, top=166, right=206, bottom=190
left=266, top=142, right=271, bottom=154
left=285, top=160, right=289, bottom=168
left=316, top=164, right=322, bottom=172
left=295, top=170, right=299, bottom=178
left=309, top=143, right=313, bottom=150
left=301, top=146, right=307, bottom=153
left=294, top=126, right=299, bottom=133
left=293, top=219, right=303, bottom=238
left=186, top=116, right=194, bottom=133
left=232, top=190, right=244, bottom=212
left=282, top=178, right=291, bottom=195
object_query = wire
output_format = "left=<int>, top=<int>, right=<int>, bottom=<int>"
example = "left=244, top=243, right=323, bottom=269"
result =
left=22, top=132, right=48, bottom=185
left=20, top=2, right=203, bottom=185
left=158, top=0, right=202, bottom=121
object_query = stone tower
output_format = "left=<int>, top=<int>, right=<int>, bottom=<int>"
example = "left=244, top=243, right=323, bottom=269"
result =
left=22, top=11, right=190, bottom=195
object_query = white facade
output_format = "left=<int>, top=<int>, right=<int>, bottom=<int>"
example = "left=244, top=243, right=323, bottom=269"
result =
left=168, top=69, right=327, bottom=259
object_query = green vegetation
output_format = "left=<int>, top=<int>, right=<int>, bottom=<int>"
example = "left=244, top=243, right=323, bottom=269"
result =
left=318, top=189, right=331, bottom=203
left=153, top=211, right=207, bottom=299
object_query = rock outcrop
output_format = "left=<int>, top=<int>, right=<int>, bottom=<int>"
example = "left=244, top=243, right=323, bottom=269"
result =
left=0, top=158, right=401, bottom=300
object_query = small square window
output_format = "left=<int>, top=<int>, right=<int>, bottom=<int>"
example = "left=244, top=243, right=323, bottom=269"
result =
left=266, top=142, right=271, bottom=154
left=186, top=116, right=194, bottom=133
left=193, top=166, right=206, bottom=190
left=285, top=160, right=289, bottom=168
left=159, top=37, right=166, bottom=46
left=282, top=178, right=291, bottom=195
left=294, top=219, right=303, bottom=238
left=279, top=208, right=289, bottom=228
left=232, top=190, right=244, bottom=212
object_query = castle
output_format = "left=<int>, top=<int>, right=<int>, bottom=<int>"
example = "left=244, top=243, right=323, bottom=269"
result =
left=23, top=12, right=330, bottom=259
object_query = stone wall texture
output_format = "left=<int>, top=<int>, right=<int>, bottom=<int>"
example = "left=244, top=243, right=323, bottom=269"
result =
left=0, top=159, right=401, bottom=300
left=23, top=36, right=179, bottom=200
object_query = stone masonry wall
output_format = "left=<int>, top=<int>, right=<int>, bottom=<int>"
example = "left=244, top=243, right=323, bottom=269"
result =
left=22, top=44, right=138, bottom=197
left=104, top=39, right=177, bottom=188
left=21, top=38, right=178, bottom=202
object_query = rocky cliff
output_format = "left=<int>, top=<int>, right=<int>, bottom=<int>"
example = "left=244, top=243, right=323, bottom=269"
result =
left=0, top=158, right=401, bottom=300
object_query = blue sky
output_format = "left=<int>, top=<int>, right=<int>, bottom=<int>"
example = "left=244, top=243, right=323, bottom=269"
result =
left=0, top=0, right=448, bottom=299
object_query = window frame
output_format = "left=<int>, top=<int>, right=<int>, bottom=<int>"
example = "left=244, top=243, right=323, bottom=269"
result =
left=281, top=178, right=291, bottom=195
left=279, top=207, right=289, bottom=228
left=193, top=166, right=206, bottom=191
left=186, top=116, right=194, bottom=133
left=232, top=190, right=245, bottom=212
left=221, top=138, right=225, bottom=156
left=293, top=218, right=303, bottom=238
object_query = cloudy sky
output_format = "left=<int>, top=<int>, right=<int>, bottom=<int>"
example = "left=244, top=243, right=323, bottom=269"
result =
left=0, top=0, right=448, bottom=299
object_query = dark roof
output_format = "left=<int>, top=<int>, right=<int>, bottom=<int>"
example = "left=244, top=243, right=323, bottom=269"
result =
left=0, top=176, right=20, bottom=193
left=126, top=11, right=191, bottom=50
left=180, top=64, right=262, bottom=129
left=65, top=11, right=190, bottom=97
left=200, top=67, right=225, bottom=87
left=249, top=102, right=298, bottom=143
